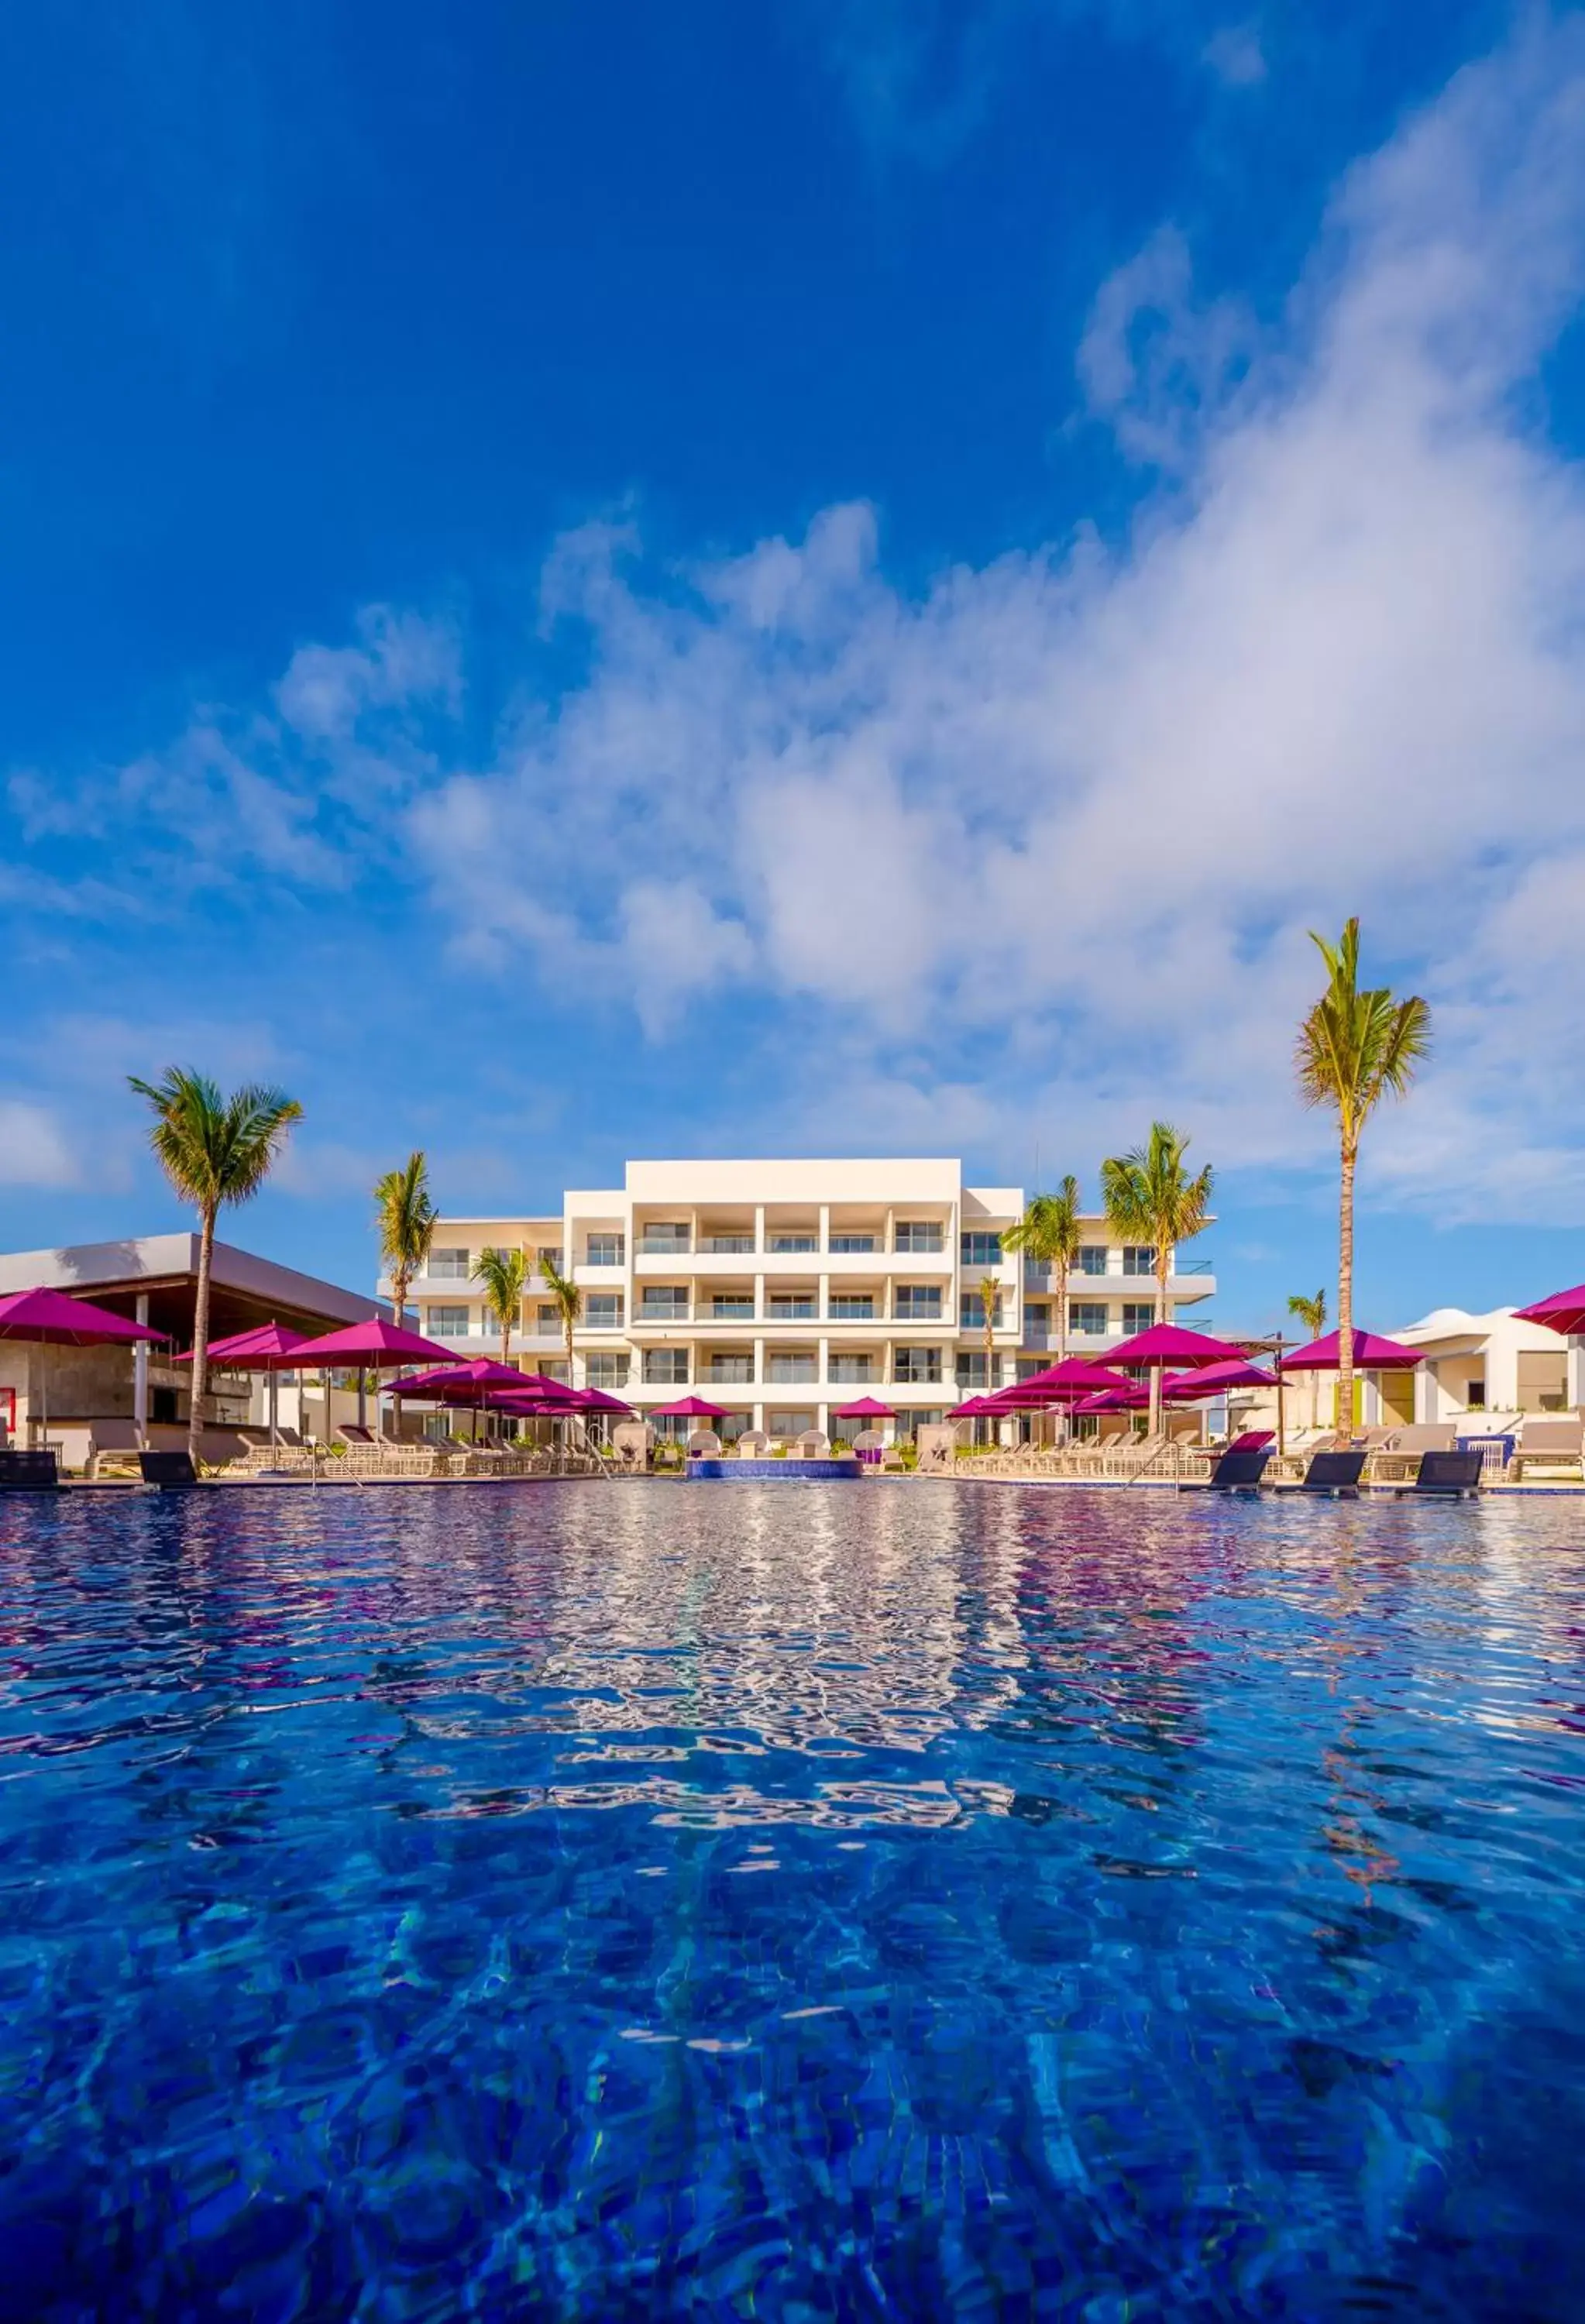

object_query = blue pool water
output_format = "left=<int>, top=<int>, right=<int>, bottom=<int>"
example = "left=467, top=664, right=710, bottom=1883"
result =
left=5, top=1483, right=1585, bottom=2319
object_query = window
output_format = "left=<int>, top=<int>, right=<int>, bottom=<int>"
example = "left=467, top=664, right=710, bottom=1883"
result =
left=1122, top=1246, right=1157, bottom=1277
left=585, top=1293, right=624, bottom=1329
left=428, top=1249, right=470, bottom=1280
left=1078, top=1246, right=1109, bottom=1276
left=537, top=1246, right=563, bottom=1274
left=829, top=1294, right=874, bottom=1320
left=898, top=1408, right=945, bottom=1435
left=151, top=1385, right=177, bottom=1424
left=585, top=1353, right=629, bottom=1390
left=766, top=1354, right=817, bottom=1382
left=960, top=1292, right=1001, bottom=1329
left=708, top=1355, right=754, bottom=1383
left=1466, top=1377, right=1487, bottom=1410
left=535, top=1304, right=561, bottom=1334
left=643, top=1349, right=688, bottom=1385
left=638, top=1222, right=691, bottom=1253
left=1025, top=1302, right=1050, bottom=1332
left=829, top=1232, right=875, bottom=1253
left=586, top=1232, right=624, bottom=1267
left=428, top=1305, right=473, bottom=1338
left=540, top=1360, right=570, bottom=1384
left=768, top=1232, right=817, bottom=1253
left=768, top=1409, right=814, bottom=1437
left=894, top=1346, right=943, bottom=1384
left=961, top=1231, right=1002, bottom=1267
left=895, top=1221, right=944, bottom=1253
left=711, top=1294, right=755, bottom=1320
left=828, top=1356, right=874, bottom=1384
left=896, top=1286, right=942, bottom=1320
left=640, top=1287, right=689, bottom=1319
left=1069, top=1301, right=1108, bottom=1336
left=956, top=1353, right=988, bottom=1388
left=1122, top=1302, right=1156, bottom=1335
left=701, top=1234, right=755, bottom=1253
left=768, top=1294, right=815, bottom=1320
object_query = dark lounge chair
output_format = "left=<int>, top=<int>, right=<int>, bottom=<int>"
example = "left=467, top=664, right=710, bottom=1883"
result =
left=1206, top=1443, right=1274, bottom=1492
left=0, top=1449, right=59, bottom=1490
left=139, top=1450, right=200, bottom=1490
left=1397, top=1449, right=1484, bottom=1499
left=1295, top=1449, right=1368, bottom=1496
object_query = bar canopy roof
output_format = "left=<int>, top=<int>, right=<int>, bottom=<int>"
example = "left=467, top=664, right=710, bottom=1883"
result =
left=0, top=1233, right=383, bottom=1351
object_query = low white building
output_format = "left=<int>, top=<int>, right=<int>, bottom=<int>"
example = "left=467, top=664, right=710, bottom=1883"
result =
left=393, top=1157, right=1218, bottom=1441
left=1387, top=1306, right=1580, bottom=1427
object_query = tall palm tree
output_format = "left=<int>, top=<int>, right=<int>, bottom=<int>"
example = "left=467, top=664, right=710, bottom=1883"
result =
left=473, top=1246, right=529, bottom=1367
left=1287, top=1289, right=1327, bottom=1337
left=128, top=1069, right=302, bottom=1462
left=1295, top=918, right=1430, bottom=1436
left=1002, top=1177, right=1083, bottom=1365
left=538, top=1254, right=583, bottom=1387
left=373, top=1152, right=437, bottom=1331
left=978, top=1274, right=999, bottom=1391
left=1101, top=1123, right=1214, bottom=1435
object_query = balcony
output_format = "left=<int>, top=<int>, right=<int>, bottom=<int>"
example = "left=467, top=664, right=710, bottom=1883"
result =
left=638, top=1297, right=690, bottom=1325
left=767, top=1298, right=817, bottom=1322
left=700, top=1235, right=755, bottom=1254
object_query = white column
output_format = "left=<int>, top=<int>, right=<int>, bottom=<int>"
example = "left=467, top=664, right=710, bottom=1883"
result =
left=1569, top=1339, right=1585, bottom=1411
left=818, top=1202, right=830, bottom=1253
left=753, top=1204, right=765, bottom=1256
left=819, top=1333, right=830, bottom=1428
left=133, top=1294, right=150, bottom=1439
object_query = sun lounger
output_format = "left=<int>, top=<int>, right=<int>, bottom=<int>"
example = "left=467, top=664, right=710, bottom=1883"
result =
left=336, top=1424, right=377, bottom=1448
left=1388, top=1449, right=1484, bottom=1498
left=1513, top=1418, right=1583, bottom=1480
left=0, top=1449, right=59, bottom=1490
left=139, top=1450, right=199, bottom=1489
left=1294, top=1449, right=1367, bottom=1495
left=1205, top=1443, right=1273, bottom=1491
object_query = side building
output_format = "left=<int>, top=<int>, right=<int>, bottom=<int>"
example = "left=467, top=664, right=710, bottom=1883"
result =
left=393, top=1159, right=1217, bottom=1440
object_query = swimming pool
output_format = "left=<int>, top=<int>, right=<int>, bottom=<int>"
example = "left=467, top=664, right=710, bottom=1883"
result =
left=5, top=1482, right=1585, bottom=2317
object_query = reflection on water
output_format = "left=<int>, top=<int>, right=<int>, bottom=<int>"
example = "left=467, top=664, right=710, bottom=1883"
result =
left=3, top=1482, right=1585, bottom=2316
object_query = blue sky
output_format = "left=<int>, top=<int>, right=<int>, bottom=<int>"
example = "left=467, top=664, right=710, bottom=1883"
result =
left=5, top=0, right=1585, bottom=1334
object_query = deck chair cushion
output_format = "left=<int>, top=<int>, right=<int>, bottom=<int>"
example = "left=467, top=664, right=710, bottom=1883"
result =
left=1414, top=1449, right=1484, bottom=1495
left=1302, top=1449, right=1367, bottom=1493
left=1209, top=1445, right=1273, bottom=1490
left=139, top=1450, right=199, bottom=1488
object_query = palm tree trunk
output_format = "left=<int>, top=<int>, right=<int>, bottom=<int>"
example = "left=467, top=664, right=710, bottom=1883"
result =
left=1150, top=1245, right=1170, bottom=1437
left=565, top=1315, right=575, bottom=1388
left=1055, top=1262, right=1068, bottom=1367
left=1337, top=1138, right=1356, bottom=1441
left=392, top=1268, right=407, bottom=1334
left=189, top=1205, right=216, bottom=1463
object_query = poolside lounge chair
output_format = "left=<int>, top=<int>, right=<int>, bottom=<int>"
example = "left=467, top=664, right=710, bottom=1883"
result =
left=336, top=1424, right=377, bottom=1448
left=87, top=1418, right=146, bottom=1474
left=686, top=1429, right=723, bottom=1457
left=0, top=1448, right=59, bottom=1490
left=196, top=1429, right=249, bottom=1468
left=139, top=1450, right=199, bottom=1489
left=1204, top=1442, right=1274, bottom=1492
left=1294, top=1449, right=1368, bottom=1496
left=1513, top=1417, right=1583, bottom=1480
left=1389, top=1449, right=1484, bottom=1498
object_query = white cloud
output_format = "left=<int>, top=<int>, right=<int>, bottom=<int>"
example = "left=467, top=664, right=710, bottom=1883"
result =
left=1202, top=23, right=1267, bottom=88
left=10, top=22, right=1585, bottom=1229
left=0, top=1102, right=80, bottom=1188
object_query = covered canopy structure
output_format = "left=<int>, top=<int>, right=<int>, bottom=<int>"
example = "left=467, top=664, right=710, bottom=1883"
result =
left=0, top=1287, right=163, bottom=1446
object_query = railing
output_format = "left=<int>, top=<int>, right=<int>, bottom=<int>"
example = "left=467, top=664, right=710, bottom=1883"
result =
left=767, top=1237, right=818, bottom=1254
left=638, top=1239, right=692, bottom=1256
left=700, top=1236, right=755, bottom=1253
left=767, top=1303, right=817, bottom=1321
left=638, top=1303, right=690, bottom=1322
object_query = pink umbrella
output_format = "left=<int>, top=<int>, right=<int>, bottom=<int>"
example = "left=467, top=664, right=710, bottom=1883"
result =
left=1102, top=1322, right=1246, bottom=1370
left=1074, top=1385, right=1150, bottom=1413
left=649, top=1395, right=729, bottom=1420
left=172, top=1321, right=309, bottom=1447
left=286, top=1318, right=454, bottom=1445
left=832, top=1396, right=896, bottom=1419
left=385, top=1360, right=560, bottom=1400
left=1162, top=1358, right=1277, bottom=1400
left=1514, top=1284, right=1585, bottom=1338
left=1277, top=1329, right=1421, bottom=1372
left=990, top=1360, right=1136, bottom=1408
left=948, top=1394, right=1002, bottom=1418
left=0, top=1285, right=163, bottom=1444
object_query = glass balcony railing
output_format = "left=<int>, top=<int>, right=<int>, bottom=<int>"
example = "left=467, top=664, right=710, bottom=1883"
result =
left=700, top=1235, right=755, bottom=1253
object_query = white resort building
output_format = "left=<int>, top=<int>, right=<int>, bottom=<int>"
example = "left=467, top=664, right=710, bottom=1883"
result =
left=393, top=1158, right=1217, bottom=1440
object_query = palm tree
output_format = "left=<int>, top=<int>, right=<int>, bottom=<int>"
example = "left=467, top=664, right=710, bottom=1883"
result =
left=1287, top=1289, right=1327, bottom=1338
left=1002, top=1177, right=1083, bottom=1365
left=373, top=1152, right=437, bottom=1331
left=1101, top=1123, right=1214, bottom=1435
left=538, top=1253, right=583, bottom=1387
left=978, top=1274, right=999, bottom=1391
left=473, top=1246, right=529, bottom=1367
left=128, top=1069, right=302, bottom=1462
left=1295, top=918, right=1430, bottom=1436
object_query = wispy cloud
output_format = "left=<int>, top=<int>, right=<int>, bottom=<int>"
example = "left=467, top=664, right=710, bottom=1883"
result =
left=0, top=1102, right=80, bottom=1189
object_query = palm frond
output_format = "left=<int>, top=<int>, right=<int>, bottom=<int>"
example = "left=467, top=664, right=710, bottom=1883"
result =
left=129, top=1068, right=301, bottom=1211
left=473, top=1245, right=529, bottom=1331
left=374, top=1152, right=438, bottom=1273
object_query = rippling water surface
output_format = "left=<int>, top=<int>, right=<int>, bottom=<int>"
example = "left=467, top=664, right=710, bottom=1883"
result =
left=5, top=1482, right=1585, bottom=2319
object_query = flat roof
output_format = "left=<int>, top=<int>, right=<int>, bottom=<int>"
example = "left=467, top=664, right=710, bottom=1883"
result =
left=0, top=1233, right=384, bottom=1345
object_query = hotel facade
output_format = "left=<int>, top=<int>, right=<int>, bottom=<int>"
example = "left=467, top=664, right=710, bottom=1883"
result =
left=391, top=1159, right=1216, bottom=1439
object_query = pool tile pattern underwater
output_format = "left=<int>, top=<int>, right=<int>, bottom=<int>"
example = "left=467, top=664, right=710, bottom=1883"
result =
left=3, top=1483, right=1585, bottom=2318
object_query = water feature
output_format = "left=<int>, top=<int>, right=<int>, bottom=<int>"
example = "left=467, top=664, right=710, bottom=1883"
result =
left=4, top=1481, right=1585, bottom=2317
